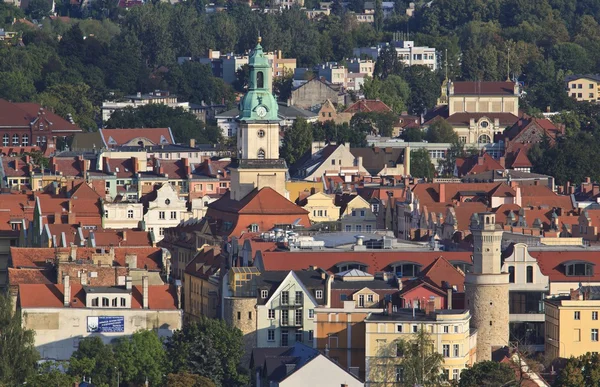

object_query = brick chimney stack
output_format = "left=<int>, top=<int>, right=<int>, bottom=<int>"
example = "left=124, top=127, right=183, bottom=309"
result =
left=142, top=276, right=149, bottom=309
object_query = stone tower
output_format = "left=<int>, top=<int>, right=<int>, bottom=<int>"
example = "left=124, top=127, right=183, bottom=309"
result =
left=229, top=36, right=287, bottom=201
left=465, top=212, right=509, bottom=361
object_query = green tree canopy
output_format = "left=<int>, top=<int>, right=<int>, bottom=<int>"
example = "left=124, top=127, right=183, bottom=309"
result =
left=361, top=75, right=410, bottom=114
left=114, top=330, right=167, bottom=387
left=458, top=361, right=515, bottom=387
left=166, top=317, right=249, bottom=387
left=280, top=118, right=314, bottom=165
left=554, top=352, right=600, bottom=387
left=0, top=292, right=39, bottom=386
left=409, top=148, right=435, bottom=179
left=167, top=372, right=217, bottom=387
left=68, top=336, right=117, bottom=386
left=425, top=119, right=458, bottom=143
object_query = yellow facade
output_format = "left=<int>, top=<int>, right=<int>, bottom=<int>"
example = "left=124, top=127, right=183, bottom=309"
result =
left=286, top=181, right=323, bottom=203
left=545, top=298, right=600, bottom=359
left=340, top=195, right=377, bottom=232
left=568, top=78, right=600, bottom=102
left=364, top=310, right=476, bottom=384
left=183, top=270, right=219, bottom=321
left=304, top=192, right=339, bottom=223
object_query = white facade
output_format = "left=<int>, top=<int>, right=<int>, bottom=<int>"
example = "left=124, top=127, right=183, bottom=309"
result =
left=353, top=41, right=437, bottom=70
left=255, top=271, right=319, bottom=348
left=143, top=184, right=189, bottom=241
left=102, top=202, right=144, bottom=229
left=101, top=98, right=190, bottom=123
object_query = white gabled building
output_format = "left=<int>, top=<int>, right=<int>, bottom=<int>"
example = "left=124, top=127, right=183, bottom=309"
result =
left=142, top=184, right=189, bottom=241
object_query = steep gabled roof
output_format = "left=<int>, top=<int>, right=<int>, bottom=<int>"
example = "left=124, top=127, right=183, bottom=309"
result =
left=419, top=256, right=465, bottom=291
left=344, top=99, right=393, bottom=113
left=209, top=187, right=309, bottom=215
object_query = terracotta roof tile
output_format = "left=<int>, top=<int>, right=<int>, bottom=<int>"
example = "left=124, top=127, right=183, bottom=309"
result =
left=446, top=112, right=518, bottom=126
left=452, top=81, right=516, bottom=95
left=8, top=268, right=55, bottom=285
left=100, top=128, right=174, bottom=147
left=344, top=99, right=393, bottom=113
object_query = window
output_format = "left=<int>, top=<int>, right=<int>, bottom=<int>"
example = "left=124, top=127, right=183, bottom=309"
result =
left=526, top=266, right=533, bottom=283
left=453, top=344, right=460, bottom=357
left=452, top=369, right=459, bottom=381
left=281, top=291, right=289, bottom=305
left=267, top=329, right=275, bottom=341
left=571, top=83, right=577, bottom=89
left=590, top=93, right=595, bottom=98
left=261, top=290, right=268, bottom=299
left=120, top=298, right=126, bottom=307
left=1, top=134, right=7, bottom=146
left=91, top=298, right=99, bottom=307
left=356, top=225, right=362, bottom=232
left=454, top=325, right=459, bottom=333
left=308, top=330, right=314, bottom=341
left=315, top=290, right=323, bottom=299
left=367, top=294, right=374, bottom=303
left=295, top=309, right=302, bottom=325
left=102, top=297, right=109, bottom=307
left=478, top=134, right=491, bottom=144
left=579, top=84, right=583, bottom=89
left=21, top=134, right=28, bottom=146
left=395, top=367, right=404, bottom=382
left=248, top=311, right=252, bottom=320
left=565, top=262, right=594, bottom=276
left=575, top=311, right=581, bottom=320
left=480, top=120, right=489, bottom=128
left=171, top=211, right=177, bottom=219
left=159, top=211, right=165, bottom=219
left=295, top=329, right=303, bottom=343
left=579, top=93, right=583, bottom=98
left=257, top=129, right=265, bottom=138
left=159, top=227, right=165, bottom=236
left=442, top=345, right=450, bottom=357
left=352, top=210, right=357, bottom=216
left=257, top=148, right=265, bottom=159
left=360, top=210, right=365, bottom=217
left=412, top=325, right=418, bottom=333
left=443, top=325, right=449, bottom=333
left=358, top=294, right=365, bottom=307
left=257, top=71, right=264, bottom=88
left=594, top=312, right=598, bottom=321
left=396, top=324, right=403, bottom=333
left=590, top=84, right=595, bottom=89
left=508, top=266, right=515, bottom=283
left=295, top=291, right=303, bottom=304
left=12, top=134, right=19, bottom=145
left=268, top=309, right=275, bottom=319
left=366, top=225, right=372, bottom=232
left=345, top=225, right=351, bottom=231
left=593, top=329, right=599, bottom=342
left=281, top=330, right=289, bottom=346
left=127, top=209, right=134, bottom=219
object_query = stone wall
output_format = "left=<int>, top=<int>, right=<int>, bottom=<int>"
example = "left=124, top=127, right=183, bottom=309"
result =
left=223, top=297, right=257, bottom=366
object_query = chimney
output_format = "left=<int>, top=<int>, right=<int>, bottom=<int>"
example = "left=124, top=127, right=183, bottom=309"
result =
left=477, top=156, right=484, bottom=166
left=142, top=276, right=149, bottom=309
left=125, top=253, right=137, bottom=268
left=438, top=183, right=446, bottom=203
left=125, top=276, right=133, bottom=290
left=190, top=138, right=196, bottom=148
left=425, top=297, right=436, bottom=315
left=14, top=158, right=18, bottom=171
left=132, top=158, right=139, bottom=174
left=593, top=185, right=600, bottom=197
left=177, top=281, right=182, bottom=309
left=447, top=288, right=453, bottom=310
left=80, top=270, right=87, bottom=285
left=63, top=275, right=71, bottom=307
left=499, top=156, right=505, bottom=168
left=387, top=301, right=393, bottom=315
left=122, top=230, right=127, bottom=242
left=70, top=245, right=77, bottom=261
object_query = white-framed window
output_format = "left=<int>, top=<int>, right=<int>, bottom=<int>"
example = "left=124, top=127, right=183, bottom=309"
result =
left=159, top=211, right=165, bottom=219
left=366, top=225, right=372, bottom=232
left=412, top=325, right=418, bottom=333
left=268, top=309, right=275, bottom=319
left=21, top=134, right=28, bottom=146
left=367, top=294, right=374, bottom=303
left=159, top=227, right=165, bottom=236
left=395, top=367, right=404, bottom=382
left=315, top=290, right=323, bottom=299
left=593, top=329, right=599, bottom=342
left=396, top=324, right=403, bottom=333
left=442, top=344, right=450, bottom=357
left=308, top=309, right=314, bottom=319
left=452, top=369, right=459, bottom=381
left=453, top=344, right=460, bottom=357
left=261, top=290, right=268, bottom=299
left=2, top=134, right=8, bottom=146
left=360, top=210, right=365, bottom=217
left=281, top=291, right=289, bottom=304
left=345, top=225, right=351, bottom=231
left=443, top=325, right=449, bottom=333
left=127, top=209, right=134, bottom=219
left=594, top=311, right=598, bottom=321
left=454, top=325, right=459, bottom=333
left=575, top=311, right=581, bottom=320
left=171, top=211, right=177, bottom=219
left=267, top=329, right=275, bottom=341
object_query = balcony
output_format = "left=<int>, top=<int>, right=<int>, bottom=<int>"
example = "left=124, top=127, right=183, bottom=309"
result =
left=280, top=318, right=303, bottom=327
left=275, top=298, right=304, bottom=308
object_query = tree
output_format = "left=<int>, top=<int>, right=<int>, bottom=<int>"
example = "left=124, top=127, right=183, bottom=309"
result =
left=403, top=65, right=439, bottom=115
left=233, top=64, right=250, bottom=93
left=0, top=292, right=39, bottom=386
left=26, top=0, right=51, bottom=19
left=0, top=71, right=36, bottom=102
left=105, top=104, right=222, bottom=144
left=361, top=75, right=410, bottom=114
left=400, top=126, right=425, bottom=142
left=167, top=372, right=217, bottom=387
left=280, top=118, right=313, bottom=165
left=410, top=148, right=435, bottom=179
left=27, top=362, right=78, bottom=386
left=554, top=352, right=600, bottom=387
left=373, top=45, right=403, bottom=80
left=166, top=317, right=249, bottom=387
left=113, top=330, right=167, bottom=387
left=458, top=361, right=515, bottom=387
left=35, top=83, right=98, bottom=131
left=374, top=0, right=383, bottom=32
left=69, top=336, right=117, bottom=386
left=439, top=140, right=465, bottom=177
left=368, top=327, right=444, bottom=386
left=273, top=72, right=294, bottom=102
left=425, top=119, right=458, bottom=143
left=350, top=112, right=397, bottom=137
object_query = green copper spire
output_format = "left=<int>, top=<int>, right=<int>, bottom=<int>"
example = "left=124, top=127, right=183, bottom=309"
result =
left=238, top=36, right=279, bottom=121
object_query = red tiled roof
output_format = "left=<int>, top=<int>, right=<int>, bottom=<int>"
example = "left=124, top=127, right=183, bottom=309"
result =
left=18, top=283, right=178, bottom=309
left=452, top=81, right=516, bottom=95
left=14, top=102, right=81, bottom=133
left=455, top=153, right=505, bottom=177
left=412, top=182, right=515, bottom=205
left=511, top=148, right=532, bottom=168
left=8, top=268, right=55, bottom=286
left=10, top=246, right=162, bottom=270
left=53, top=157, right=84, bottom=177
left=2, top=156, right=30, bottom=177
left=419, top=256, right=465, bottom=291
left=100, top=128, right=174, bottom=147
left=344, top=99, right=393, bottom=113
left=529, top=250, right=600, bottom=282
left=520, top=185, right=574, bottom=210
left=258, top=251, right=472, bottom=274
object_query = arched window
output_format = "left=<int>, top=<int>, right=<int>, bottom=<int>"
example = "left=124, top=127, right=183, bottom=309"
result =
left=257, top=71, right=264, bottom=88
left=21, top=134, right=28, bottom=146
left=2, top=134, right=8, bottom=146
left=508, top=266, right=515, bottom=283
left=257, top=148, right=265, bottom=159
left=478, top=134, right=491, bottom=144
left=102, top=297, right=109, bottom=307
left=12, top=134, right=18, bottom=146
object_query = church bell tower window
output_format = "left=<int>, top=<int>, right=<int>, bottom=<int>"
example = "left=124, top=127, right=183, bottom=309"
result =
left=257, top=71, right=264, bottom=88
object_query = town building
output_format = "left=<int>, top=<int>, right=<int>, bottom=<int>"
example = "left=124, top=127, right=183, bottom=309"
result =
left=289, top=77, right=346, bottom=110
left=18, top=277, right=182, bottom=360
left=289, top=143, right=369, bottom=181
left=353, top=40, right=437, bottom=70
left=183, top=246, right=221, bottom=321
left=564, top=74, right=600, bottom=102
left=315, top=99, right=352, bottom=124
left=299, top=191, right=339, bottom=223
left=101, top=91, right=189, bottom=122
left=141, top=183, right=189, bottom=241
left=364, top=307, right=477, bottom=384
left=99, top=128, right=175, bottom=148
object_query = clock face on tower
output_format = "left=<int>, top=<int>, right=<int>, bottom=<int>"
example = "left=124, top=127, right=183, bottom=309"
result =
left=256, top=106, right=267, bottom=118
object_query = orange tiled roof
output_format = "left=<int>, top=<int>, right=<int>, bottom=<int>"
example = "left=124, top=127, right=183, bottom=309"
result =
left=344, top=99, right=393, bottom=113
left=100, top=128, right=174, bottom=147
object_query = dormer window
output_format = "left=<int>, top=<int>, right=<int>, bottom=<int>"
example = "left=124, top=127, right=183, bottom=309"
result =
left=565, top=261, right=594, bottom=277
left=261, top=289, right=268, bottom=299
left=392, top=262, right=422, bottom=277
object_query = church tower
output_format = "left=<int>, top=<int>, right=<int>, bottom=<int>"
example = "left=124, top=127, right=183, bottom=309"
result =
left=465, top=212, right=509, bottom=361
left=229, top=37, right=288, bottom=201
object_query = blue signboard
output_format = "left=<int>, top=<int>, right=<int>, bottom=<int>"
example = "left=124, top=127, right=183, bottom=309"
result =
left=87, top=316, right=125, bottom=333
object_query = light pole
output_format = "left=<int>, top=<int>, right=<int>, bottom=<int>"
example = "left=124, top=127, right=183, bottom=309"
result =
left=547, top=337, right=565, bottom=358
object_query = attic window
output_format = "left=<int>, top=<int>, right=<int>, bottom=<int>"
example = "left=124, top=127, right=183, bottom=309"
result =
left=565, top=261, right=594, bottom=277
left=250, top=224, right=259, bottom=232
